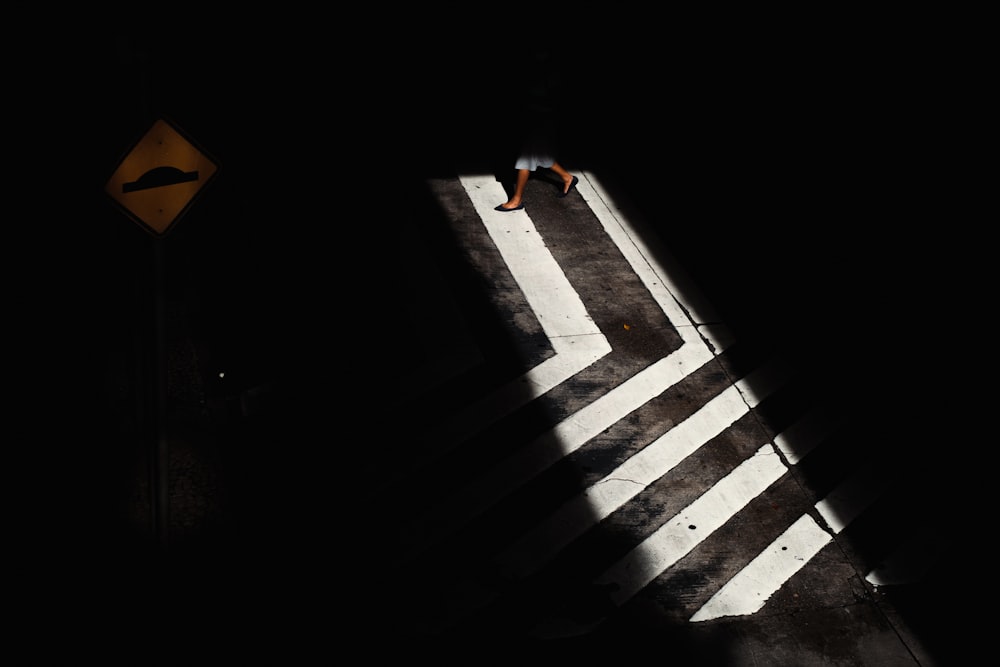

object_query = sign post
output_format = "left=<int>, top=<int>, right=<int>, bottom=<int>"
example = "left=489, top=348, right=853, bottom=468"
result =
left=106, top=117, right=219, bottom=545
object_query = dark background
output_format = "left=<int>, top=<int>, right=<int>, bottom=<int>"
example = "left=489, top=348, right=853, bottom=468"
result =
left=11, top=12, right=986, bottom=646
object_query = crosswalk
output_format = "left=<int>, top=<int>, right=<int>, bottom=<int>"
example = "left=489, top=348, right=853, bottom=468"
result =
left=359, top=170, right=938, bottom=638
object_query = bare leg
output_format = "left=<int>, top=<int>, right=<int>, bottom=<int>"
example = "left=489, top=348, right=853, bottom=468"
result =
left=549, top=162, right=577, bottom=194
left=498, top=169, right=531, bottom=210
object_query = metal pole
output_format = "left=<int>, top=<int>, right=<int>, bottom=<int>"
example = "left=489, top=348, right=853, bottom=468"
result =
left=152, top=237, right=169, bottom=546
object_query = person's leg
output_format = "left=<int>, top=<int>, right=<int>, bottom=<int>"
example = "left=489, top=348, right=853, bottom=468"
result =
left=548, top=162, right=578, bottom=195
left=497, top=168, right=531, bottom=210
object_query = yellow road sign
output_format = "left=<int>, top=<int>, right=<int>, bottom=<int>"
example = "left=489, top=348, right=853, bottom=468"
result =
left=105, top=118, right=219, bottom=236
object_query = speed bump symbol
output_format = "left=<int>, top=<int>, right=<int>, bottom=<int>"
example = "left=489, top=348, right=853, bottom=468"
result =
left=105, top=118, right=219, bottom=236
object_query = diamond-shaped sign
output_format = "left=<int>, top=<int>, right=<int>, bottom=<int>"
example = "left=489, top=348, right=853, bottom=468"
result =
left=105, top=118, right=219, bottom=236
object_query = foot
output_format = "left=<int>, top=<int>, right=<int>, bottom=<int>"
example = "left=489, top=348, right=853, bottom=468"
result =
left=495, top=201, right=524, bottom=211
left=558, top=175, right=579, bottom=198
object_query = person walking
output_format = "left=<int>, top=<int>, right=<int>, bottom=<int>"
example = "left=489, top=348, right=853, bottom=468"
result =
left=494, top=48, right=579, bottom=212
left=493, top=136, right=579, bottom=211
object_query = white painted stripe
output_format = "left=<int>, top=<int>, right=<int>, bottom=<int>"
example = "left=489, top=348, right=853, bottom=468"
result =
left=405, top=178, right=613, bottom=458
left=814, top=462, right=883, bottom=534
left=688, top=460, right=882, bottom=622
left=697, top=323, right=736, bottom=355
left=496, top=363, right=791, bottom=579
left=595, top=444, right=788, bottom=607
left=392, top=348, right=712, bottom=564
left=461, top=175, right=604, bottom=341
left=865, top=531, right=945, bottom=587
left=773, top=405, right=842, bottom=465
left=690, top=514, right=832, bottom=621
left=426, top=335, right=612, bottom=456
